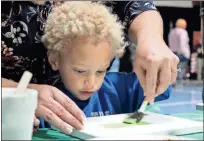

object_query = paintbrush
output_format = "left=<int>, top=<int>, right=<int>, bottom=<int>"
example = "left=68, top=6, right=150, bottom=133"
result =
left=131, top=68, right=182, bottom=123
left=130, top=99, right=148, bottom=123
left=130, top=69, right=181, bottom=123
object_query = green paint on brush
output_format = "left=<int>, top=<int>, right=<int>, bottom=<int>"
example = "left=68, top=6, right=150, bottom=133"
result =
left=103, top=118, right=150, bottom=129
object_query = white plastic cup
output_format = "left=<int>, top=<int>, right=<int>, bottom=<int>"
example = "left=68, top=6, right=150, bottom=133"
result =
left=2, top=88, right=38, bottom=140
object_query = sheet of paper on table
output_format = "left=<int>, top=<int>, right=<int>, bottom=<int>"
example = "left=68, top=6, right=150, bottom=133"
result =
left=88, top=134, right=195, bottom=140
left=70, top=112, right=203, bottom=140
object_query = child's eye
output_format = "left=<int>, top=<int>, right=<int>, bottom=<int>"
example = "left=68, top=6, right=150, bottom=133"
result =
left=74, top=69, right=86, bottom=73
left=97, top=70, right=106, bottom=74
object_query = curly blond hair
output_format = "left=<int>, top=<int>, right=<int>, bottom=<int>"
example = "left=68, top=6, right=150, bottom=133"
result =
left=42, top=1, right=125, bottom=57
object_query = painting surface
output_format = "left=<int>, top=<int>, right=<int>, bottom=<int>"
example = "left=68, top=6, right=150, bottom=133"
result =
left=103, top=118, right=151, bottom=129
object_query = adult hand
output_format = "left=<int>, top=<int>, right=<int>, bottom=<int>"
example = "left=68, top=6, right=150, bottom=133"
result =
left=33, top=116, right=40, bottom=132
left=29, top=84, right=86, bottom=134
left=134, top=37, right=179, bottom=103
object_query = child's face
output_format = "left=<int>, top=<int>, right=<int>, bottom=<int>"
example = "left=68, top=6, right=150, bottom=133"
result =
left=53, top=40, right=112, bottom=100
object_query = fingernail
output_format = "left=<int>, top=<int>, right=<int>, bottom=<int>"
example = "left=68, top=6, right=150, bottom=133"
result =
left=64, top=125, right=73, bottom=134
left=81, top=115, right=86, bottom=123
left=80, top=125, right=84, bottom=130
left=150, top=99, right=154, bottom=105
left=34, top=120, right=40, bottom=126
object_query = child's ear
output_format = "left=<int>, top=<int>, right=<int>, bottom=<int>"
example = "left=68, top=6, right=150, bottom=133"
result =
left=47, top=50, right=59, bottom=71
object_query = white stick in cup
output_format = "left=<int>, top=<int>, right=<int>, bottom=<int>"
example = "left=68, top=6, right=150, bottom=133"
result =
left=15, top=71, right=33, bottom=94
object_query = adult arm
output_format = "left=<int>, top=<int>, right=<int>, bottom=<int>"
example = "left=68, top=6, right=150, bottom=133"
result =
left=125, top=1, right=179, bottom=103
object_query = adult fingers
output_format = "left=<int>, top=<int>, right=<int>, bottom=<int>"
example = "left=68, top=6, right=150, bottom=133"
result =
left=145, top=56, right=159, bottom=103
left=156, top=58, right=171, bottom=95
left=43, top=98, right=83, bottom=130
left=33, top=117, right=40, bottom=127
left=52, top=88, right=86, bottom=123
left=36, top=105, right=73, bottom=134
left=171, top=55, right=180, bottom=83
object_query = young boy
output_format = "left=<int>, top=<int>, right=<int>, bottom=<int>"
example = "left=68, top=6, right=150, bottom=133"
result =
left=42, top=1, right=171, bottom=130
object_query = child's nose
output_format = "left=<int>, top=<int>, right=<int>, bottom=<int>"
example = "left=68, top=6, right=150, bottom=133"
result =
left=84, top=75, right=95, bottom=90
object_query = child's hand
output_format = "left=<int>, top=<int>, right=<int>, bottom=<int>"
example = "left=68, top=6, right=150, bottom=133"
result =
left=29, top=84, right=86, bottom=134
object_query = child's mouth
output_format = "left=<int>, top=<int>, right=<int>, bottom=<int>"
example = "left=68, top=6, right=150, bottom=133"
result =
left=80, top=91, right=94, bottom=96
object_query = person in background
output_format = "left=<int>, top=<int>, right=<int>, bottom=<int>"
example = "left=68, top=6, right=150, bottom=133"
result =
left=2, top=1, right=179, bottom=132
left=41, top=2, right=172, bottom=133
left=168, top=18, right=190, bottom=80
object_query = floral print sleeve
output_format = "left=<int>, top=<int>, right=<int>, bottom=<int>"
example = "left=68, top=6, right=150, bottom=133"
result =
left=1, top=1, right=59, bottom=84
left=105, top=1, right=157, bottom=34
left=1, top=1, right=157, bottom=84
left=123, top=1, right=157, bottom=33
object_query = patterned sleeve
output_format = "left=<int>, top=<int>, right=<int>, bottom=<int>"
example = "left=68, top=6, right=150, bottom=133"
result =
left=123, top=1, right=157, bottom=33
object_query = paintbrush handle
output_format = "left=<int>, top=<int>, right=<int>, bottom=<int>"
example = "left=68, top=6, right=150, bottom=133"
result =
left=138, top=100, right=148, bottom=113
left=16, top=71, right=33, bottom=94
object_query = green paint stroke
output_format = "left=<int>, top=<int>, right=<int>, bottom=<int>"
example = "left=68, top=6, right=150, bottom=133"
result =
left=103, top=118, right=150, bottom=129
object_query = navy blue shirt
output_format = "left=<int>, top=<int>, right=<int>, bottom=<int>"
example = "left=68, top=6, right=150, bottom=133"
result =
left=39, top=72, right=171, bottom=127
left=62, top=72, right=171, bottom=117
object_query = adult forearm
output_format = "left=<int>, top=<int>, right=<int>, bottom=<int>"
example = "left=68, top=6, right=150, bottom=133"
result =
left=2, top=78, right=40, bottom=90
left=128, top=10, right=163, bottom=44
left=2, top=78, right=18, bottom=87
